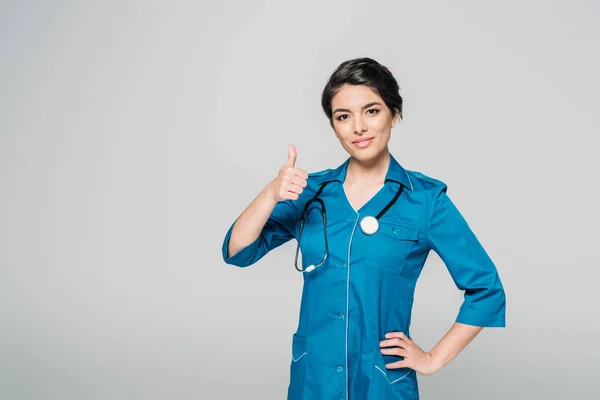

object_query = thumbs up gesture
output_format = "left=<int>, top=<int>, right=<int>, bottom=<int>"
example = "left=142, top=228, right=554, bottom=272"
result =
left=268, top=145, right=309, bottom=202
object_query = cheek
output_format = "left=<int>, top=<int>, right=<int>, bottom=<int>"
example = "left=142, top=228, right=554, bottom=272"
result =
left=371, top=117, right=390, bottom=131
left=370, top=117, right=391, bottom=132
left=334, top=125, right=352, bottom=139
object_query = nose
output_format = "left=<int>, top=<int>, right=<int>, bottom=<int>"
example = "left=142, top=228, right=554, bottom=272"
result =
left=353, top=116, right=367, bottom=134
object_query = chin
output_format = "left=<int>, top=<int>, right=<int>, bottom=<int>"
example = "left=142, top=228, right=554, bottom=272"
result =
left=350, top=148, right=385, bottom=162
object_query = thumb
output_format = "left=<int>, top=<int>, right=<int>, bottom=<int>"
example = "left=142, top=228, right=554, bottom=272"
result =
left=285, top=144, right=297, bottom=167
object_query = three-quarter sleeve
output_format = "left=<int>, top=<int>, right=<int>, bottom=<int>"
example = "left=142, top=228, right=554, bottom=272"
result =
left=222, top=199, right=297, bottom=267
left=427, top=185, right=506, bottom=327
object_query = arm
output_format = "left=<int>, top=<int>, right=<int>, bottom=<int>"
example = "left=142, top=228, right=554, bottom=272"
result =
left=226, top=185, right=281, bottom=259
left=222, top=145, right=308, bottom=267
left=427, top=186, right=506, bottom=328
left=381, top=185, right=506, bottom=374
left=381, top=323, right=482, bottom=375
left=223, top=186, right=296, bottom=266
left=428, top=322, right=483, bottom=372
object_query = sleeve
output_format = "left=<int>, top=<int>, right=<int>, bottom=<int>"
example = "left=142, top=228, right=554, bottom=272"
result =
left=221, top=199, right=297, bottom=267
left=427, top=185, right=506, bottom=327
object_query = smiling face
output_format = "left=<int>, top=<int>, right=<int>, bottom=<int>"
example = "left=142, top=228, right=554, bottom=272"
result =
left=330, top=84, right=399, bottom=163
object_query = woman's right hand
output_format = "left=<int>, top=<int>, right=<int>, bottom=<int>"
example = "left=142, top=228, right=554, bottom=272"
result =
left=266, top=144, right=309, bottom=202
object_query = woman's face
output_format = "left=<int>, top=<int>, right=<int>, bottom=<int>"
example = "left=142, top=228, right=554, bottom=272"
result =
left=330, top=84, right=399, bottom=163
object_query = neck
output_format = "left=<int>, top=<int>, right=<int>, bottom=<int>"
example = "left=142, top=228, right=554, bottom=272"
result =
left=345, top=150, right=390, bottom=186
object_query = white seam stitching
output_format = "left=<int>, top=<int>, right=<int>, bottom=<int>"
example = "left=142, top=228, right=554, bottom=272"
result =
left=375, top=365, right=387, bottom=378
left=292, top=352, right=307, bottom=362
left=375, top=365, right=412, bottom=384
left=391, top=369, right=412, bottom=384
left=346, top=216, right=359, bottom=400
left=406, top=171, right=414, bottom=190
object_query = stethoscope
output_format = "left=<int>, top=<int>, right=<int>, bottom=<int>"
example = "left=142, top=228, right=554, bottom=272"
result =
left=294, top=180, right=405, bottom=273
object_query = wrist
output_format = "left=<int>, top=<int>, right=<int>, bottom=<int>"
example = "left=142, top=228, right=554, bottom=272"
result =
left=262, top=183, right=279, bottom=204
left=427, top=351, right=443, bottom=374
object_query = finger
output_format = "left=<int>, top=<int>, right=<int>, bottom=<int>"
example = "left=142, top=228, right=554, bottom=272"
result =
left=280, top=167, right=308, bottom=183
left=385, top=360, right=409, bottom=370
left=285, top=144, right=297, bottom=167
left=282, top=180, right=305, bottom=194
left=281, top=169, right=307, bottom=186
left=384, top=332, right=409, bottom=342
left=292, top=168, right=309, bottom=180
left=288, top=175, right=307, bottom=188
left=380, top=347, right=408, bottom=357
left=379, top=339, right=408, bottom=350
left=282, top=192, right=299, bottom=201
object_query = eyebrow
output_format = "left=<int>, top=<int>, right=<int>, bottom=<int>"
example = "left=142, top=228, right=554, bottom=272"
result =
left=333, top=101, right=383, bottom=114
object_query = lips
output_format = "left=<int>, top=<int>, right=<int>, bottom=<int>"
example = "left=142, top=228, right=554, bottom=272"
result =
left=353, top=137, right=374, bottom=144
left=352, top=137, right=374, bottom=148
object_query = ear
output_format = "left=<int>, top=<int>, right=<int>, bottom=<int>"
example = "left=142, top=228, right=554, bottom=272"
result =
left=391, top=109, right=400, bottom=128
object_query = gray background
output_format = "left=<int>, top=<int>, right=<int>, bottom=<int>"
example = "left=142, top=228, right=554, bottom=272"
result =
left=1, top=0, right=598, bottom=399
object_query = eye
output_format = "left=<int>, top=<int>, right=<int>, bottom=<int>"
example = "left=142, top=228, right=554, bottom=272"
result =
left=336, top=114, right=349, bottom=122
left=367, top=108, right=380, bottom=116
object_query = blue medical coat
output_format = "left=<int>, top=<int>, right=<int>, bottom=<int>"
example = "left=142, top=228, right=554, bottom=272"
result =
left=222, top=154, right=506, bottom=400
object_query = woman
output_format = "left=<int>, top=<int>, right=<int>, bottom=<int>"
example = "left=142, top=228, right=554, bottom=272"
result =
left=221, top=57, right=506, bottom=400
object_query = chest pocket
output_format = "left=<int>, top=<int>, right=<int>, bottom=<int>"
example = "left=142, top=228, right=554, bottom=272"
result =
left=363, top=220, right=419, bottom=275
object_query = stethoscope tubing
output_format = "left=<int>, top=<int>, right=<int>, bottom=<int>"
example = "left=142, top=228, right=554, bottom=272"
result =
left=294, top=180, right=405, bottom=273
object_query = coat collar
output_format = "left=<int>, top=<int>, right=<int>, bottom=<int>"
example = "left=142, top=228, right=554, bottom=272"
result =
left=323, top=153, right=413, bottom=190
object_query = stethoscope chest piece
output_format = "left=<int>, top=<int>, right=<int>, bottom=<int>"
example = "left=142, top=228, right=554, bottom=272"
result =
left=294, top=180, right=406, bottom=272
left=360, top=216, right=379, bottom=235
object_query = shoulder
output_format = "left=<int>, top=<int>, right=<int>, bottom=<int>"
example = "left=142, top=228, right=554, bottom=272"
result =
left=308, top=168, right=333, bottom=177
left=307, top=168, right=334, bottom=182
left=406, top=170, right=448, bottom=194
left=299, top=168, right=334, bottom=200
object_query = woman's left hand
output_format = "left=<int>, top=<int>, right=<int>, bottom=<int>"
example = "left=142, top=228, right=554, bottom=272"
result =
left=380, top=332, right=438, bottom=376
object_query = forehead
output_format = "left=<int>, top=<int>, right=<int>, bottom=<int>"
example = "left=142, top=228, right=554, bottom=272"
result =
left=331, top=84, right=382, bottom=109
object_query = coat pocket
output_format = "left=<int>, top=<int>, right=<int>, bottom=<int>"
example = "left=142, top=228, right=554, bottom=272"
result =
left=287, top=334, right=309, bottom=400
left=369, top=355, right=418, bottom=399
left=364, top=220, right=419, bottom=275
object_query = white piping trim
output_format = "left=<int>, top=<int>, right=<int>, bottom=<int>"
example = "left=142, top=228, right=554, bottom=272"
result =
left=405, top=171, right=414, bottom=191
left=375, top=365, right=412, bottom=384
left=292, top=352, right=307, bottom=362
left=345, top=216, right=359, bottom=400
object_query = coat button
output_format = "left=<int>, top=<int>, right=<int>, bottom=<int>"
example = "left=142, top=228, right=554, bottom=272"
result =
left=338, top=313, right=345, bottom=321
left=336, top=365, right=343, bottom=373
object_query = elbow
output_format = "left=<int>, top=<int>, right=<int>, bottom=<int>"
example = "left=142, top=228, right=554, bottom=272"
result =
left=459, top=285, right=506, bottom=328
left=222, top=249, right=253, bottom=268
left=221, top=236, right=260, bottom=268
left=222, top=243, right=247, bottom=267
